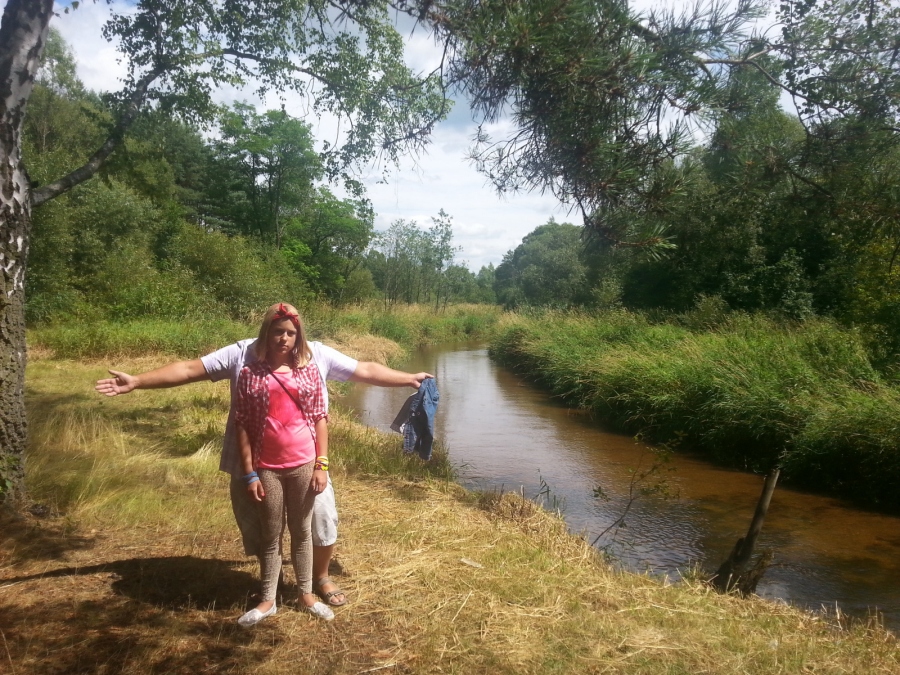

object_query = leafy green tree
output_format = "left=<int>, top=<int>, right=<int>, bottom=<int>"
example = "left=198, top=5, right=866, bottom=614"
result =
left=370, top=211, right=462, bottom=307
left=425, top=210, right=461, bottom=310
left=284, top=187, right=374, bottom=301
left=107, top=111, right=217, bottom=219
left=22, top=29, right=105, bottom=186
left=211, top=104, right=322, bottom=246
left=777, top=0, right=900, bottom=124
left=614, top=44, right=900, bottom=327
left=473, top=264, right=497, bottom=304
left=375, top=219, right=430, bottom=305
left=494, top=220, right=588, bottom=308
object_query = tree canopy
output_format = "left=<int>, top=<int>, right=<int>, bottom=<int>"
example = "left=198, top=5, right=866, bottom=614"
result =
left=495, top=220, right=589, bottom=308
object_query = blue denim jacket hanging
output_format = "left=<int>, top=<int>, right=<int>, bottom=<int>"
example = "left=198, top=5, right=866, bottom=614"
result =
left=390, top=378, right=439, bottom=460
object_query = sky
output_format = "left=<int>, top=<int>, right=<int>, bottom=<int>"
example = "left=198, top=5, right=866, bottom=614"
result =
left=48, top=1, right=772, bottom=271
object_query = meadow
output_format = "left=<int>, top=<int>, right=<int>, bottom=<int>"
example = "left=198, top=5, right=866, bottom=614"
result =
left=2, top=309, right=898, bottom=673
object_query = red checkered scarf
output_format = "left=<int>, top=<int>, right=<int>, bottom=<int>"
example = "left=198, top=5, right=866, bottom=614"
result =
left=235, top=359, right=327, bottom=469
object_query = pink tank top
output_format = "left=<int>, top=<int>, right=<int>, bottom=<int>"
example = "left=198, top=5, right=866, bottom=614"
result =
left=257, top=372, right=316, bottom=469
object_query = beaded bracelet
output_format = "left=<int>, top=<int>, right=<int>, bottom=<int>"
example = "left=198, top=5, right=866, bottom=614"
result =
left=314, top=456, right=329, bottom=471
left=243, top=471, right=260, bottom=485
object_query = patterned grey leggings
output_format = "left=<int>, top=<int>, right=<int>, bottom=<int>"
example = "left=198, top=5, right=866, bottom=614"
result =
left=258, top=461, right=315, bottom=602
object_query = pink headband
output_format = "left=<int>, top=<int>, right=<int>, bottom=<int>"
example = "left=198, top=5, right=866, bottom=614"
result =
left=272, top=303, right=300, bottom=329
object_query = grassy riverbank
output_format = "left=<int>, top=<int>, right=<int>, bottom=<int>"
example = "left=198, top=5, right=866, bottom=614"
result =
left=3, top=341, right=898, bottom=673
left=490, top=310, right=900, bottom=512
left=28, top=302, right=502, bottom=360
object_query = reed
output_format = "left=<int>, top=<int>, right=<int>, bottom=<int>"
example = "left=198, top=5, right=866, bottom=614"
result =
left=490, top=310, right=900, bottom=511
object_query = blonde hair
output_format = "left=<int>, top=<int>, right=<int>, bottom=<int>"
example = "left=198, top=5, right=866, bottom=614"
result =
left=254, top=303, right=311, bottom=368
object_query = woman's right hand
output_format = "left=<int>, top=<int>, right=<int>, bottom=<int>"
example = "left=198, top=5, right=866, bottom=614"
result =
left=247, top=480, right=266, bottom=502
left=95, top=370, right=137, bottom=396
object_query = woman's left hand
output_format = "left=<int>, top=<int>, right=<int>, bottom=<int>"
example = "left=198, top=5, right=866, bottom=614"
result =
left=311, top=469, right=327, bottom=493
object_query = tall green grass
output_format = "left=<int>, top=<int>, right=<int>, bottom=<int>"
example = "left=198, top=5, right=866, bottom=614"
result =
left=29, top=319, right=255, bottom=359
left=301, top=302, right=502, bottom=346
left=29, top=303, right=503, bottom=360
left=490, top=310, right=900, bottom=511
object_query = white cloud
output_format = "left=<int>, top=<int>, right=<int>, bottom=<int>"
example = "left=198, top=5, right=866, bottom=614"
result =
left=52, top=2, right=130, bottom=89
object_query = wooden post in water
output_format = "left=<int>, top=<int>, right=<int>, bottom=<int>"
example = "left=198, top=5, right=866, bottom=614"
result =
left=711, top=467, right=780, bottom=594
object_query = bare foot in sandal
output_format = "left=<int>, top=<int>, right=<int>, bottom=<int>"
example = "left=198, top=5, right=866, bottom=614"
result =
left=314, top=576, right=347, bottom=606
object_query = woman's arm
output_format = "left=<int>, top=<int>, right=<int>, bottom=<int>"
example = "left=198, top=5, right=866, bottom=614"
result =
left=95, top=359, right=210, bottom=396
left=237, top=423, right=265, bottom=501
left=350, top=361, right=432, bottom=388
left=311, top=417, right=328, bottom=493
left=236, top=369, right=265, bottom=501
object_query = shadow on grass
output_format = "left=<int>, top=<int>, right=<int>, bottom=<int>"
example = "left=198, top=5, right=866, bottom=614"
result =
left=2, top=556, right=256, bottom=609
left=392, top=481, right=433, bottom=502
left=1, top=556, right=278, bottom=673
left=0, top=511, right=97, bottom=563
left=2, top=600, right=274, bottom=672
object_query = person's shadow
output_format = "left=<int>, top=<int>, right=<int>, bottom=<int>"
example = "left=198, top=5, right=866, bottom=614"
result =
left=0, top=556, right=277, bottom=673
left=3, top=555, right=257, bottom=608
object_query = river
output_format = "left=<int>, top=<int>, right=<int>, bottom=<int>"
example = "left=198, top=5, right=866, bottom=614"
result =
left=342, top=342, right=900, bottom=629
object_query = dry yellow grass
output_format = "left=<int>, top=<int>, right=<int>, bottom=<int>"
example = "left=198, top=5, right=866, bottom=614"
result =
left=327, top=332, right=407, bottom=365
left=0, top=357, right=897, bottom=674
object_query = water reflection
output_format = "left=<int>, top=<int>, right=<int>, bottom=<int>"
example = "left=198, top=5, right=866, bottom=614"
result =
left=342, top=342, right=900, bottom=628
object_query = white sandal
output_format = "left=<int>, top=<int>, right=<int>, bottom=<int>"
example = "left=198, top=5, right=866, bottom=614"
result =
left=238, top=602, right=277, bottom=627
left=302, top=600, right=335, bottom=621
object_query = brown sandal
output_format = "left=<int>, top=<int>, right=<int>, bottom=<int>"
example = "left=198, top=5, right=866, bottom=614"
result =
left=313, top=576, right=348, bottom=607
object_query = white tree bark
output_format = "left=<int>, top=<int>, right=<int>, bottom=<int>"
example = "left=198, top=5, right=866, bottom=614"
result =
left=0, top=0, right=53, bottom=503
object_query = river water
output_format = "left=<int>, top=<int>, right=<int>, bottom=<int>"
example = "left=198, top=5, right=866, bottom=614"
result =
left=342, top=342, right=900, bottom=629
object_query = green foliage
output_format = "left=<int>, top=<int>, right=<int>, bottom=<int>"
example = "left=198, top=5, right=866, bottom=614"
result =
left=778, top=0, right=900, bottom=122
left=25, top=173, right=311, bottom=323
left=22, top=35, right=106, bottom=187
left=286, top=187, right=374, bottom=300
left=491, top=310, right=900, bottom=511
left=164, top=222, right=311, bottom=318
left=369, top=211, right=485, bottom=307
left=494, top=220, right=589, bottom=308
left=341, top=267, right=379, bottom=304
left=369, top=312, right=413, bottom=344
left=101, top=0, right=448, bottom=180
left=210, top=104, right=322, bottom=244
left=357, top=304, right=503, bottom=346
left=418, top=0, right=771, bottom=246
left=582, top=53, right=900, bottom=348
left=29, top=319, right=254, bottom=359
left=29, top=303, right=502, bottom=360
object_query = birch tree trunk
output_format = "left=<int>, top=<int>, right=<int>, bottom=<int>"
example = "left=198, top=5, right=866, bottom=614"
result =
left=0, top=0, right=53, bottom=504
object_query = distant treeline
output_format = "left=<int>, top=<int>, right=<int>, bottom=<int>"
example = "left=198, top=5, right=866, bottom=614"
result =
left=24, top=31, right=495, bottom=326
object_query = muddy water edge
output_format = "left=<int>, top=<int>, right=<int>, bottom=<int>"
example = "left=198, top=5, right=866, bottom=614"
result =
left=341, top=342, right=900, bottom=629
